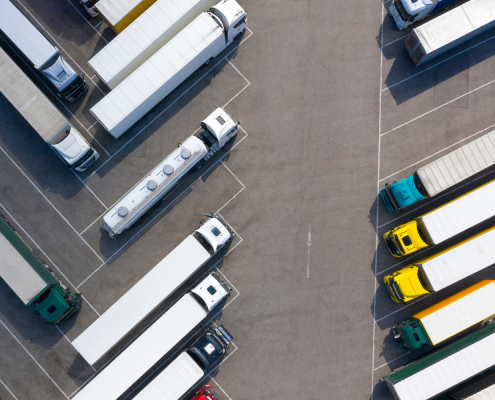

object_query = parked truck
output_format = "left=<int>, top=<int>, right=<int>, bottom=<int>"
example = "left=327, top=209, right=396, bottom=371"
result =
left=88, top=0, right=222, bottom=89
left=404, top=0, right=495, bottom=66
left=383, top=177, right=495, bottom=257
left=91, top=0, right=247, bottom=139
left=95, top=0, right=158, bottom=33
left=0, top=214, right=81, bottom=324
left=102, top=107, right=238, bottom=238
left=0, top=0, right=88, bottom=101
left=448, top=369, right=495, bottom=399
left=381, top=130, right=495, bottom=213
left=0, top=47, right=99, bottom=172
left=73, top=216, right=233, bottom=364
left=73, top=276, right=231, bottom=400
left=192, top=385, right=224, bottom=400
left=385, top=322, right=495, bottom=400
left=384, top=224, right=495, bottom=303
left=389, top=0, right=459, bottom=30
left=393, top=280, right=495, bottom=350
left=134, top=326, right=232, bottom=400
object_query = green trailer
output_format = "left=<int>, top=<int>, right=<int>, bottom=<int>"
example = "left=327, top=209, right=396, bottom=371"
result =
left=386, top=322, right=495, bottom=400
left=0, top=215, right=81, bottom=324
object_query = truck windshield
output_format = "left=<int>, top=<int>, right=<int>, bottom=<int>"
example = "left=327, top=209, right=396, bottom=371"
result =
left=61, top=75, right=86, bottom=99
left=394, top=0, right=413, bottom=21
left=71, top=148, right=94, bottom=169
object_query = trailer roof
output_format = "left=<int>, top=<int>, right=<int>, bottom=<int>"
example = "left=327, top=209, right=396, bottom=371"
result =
left=416, top=281, right=495, bottom=345
left=417, top=130, right=495, bottom=198
left=418, top=225, right=495, bottom=292
left=414, top=0, right=495, bottom=54
left=96, top=0, right=147, bottom=26
left=134, top=352, right=203, bottom=400
left=72, top=235, right=210, bottom=365
left=0, top=0, right=58, bottom=69
left=90, top=12, right=223, bottom=134
left=420, top=177, right=495, bottom=244
left=73, top=294, right=206, bottom=400
left=386, top=323, right=495, bottom=400
left=467, top=384, right=495, bottom=400
left=88, top=0, right=217, bottom=88
left=0, top=48, right=68, bottom=142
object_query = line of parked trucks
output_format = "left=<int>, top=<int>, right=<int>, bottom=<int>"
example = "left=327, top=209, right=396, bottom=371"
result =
left=0, top=0, right=247, bottom=398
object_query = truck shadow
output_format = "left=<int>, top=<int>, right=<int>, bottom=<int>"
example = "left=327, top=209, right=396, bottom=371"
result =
left=84, top=33, right=246, bottom=177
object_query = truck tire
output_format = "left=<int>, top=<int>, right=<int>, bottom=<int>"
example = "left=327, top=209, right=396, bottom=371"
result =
left=234, top=30, right=244, bottom=40
left=204, top=57, right=213, bottom=65
left=482, top=314, right=495, bottom=326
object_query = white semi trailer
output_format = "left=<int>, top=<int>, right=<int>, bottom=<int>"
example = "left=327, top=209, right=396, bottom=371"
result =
left=102, top=107, right=238, bottom=239
left=91, top=0, right=247, bottom=139
left=0, top=0, right=88, bottom=101
left=73, top=273, right=231, bottom=400
left=0, top=47, right=99, bottom=172
left=73, top=215, right=233, bottom=364
left=88, top=0, right=222, bottom=89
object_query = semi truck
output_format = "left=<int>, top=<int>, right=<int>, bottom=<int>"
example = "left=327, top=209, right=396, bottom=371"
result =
left=102, top=107, right=238, bottom=238
left=73, top=216, right=233, bottom=364
left=0, top=47, right=99, bottom=172
left=73, top=276, right=231, bottom=400
left=95, top=0, right=158, bottom=33
left=0, top=214, right=81, bottom=324
left=384, top=224, right=495, bottom=303
left=385, top=322, right=495, bottom=400
left=192, top=385, right=224, bottom=400
left=134, top=326, right=232, bottom=400
left=91, top=0, right=247, bottom=139
left=381, top=130, right=495, bottom=213
left=389, top=0, right=459, bottom=30
left=88, top=0, right=222, bottom=89
left=404, top=0, right=495, bottom=66
left=383, top=177, right=495, bottom=257
left=393, top=280, right=495, bottom=351
left=0, top=0, right=88, bottom=102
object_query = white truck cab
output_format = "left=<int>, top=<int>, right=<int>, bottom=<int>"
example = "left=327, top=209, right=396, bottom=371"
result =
left=389, top=0, right=457, bottom=30
left=211, top=0, right=247, bottom=42
left=194, top=216, right=233, bottom=254
left=50, top=126, right=99, bottom=172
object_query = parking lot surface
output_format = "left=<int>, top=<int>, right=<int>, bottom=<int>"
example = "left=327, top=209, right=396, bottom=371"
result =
left=1, top=0, right=495, bottom=399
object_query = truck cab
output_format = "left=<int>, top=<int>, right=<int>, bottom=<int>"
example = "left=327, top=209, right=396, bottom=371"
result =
left=200, top=107, right=239, bottom=156
left=194, top=216, right=234, bottom=254
left=210, top=0, right=247, bottom=42
left=380, top=173, right=427, bottom=213
left=393, top=318, right=432, bottom=350
left=42, top=54, right=88, bottom=102
left=187, top=325, right=233, bottom=373
left=49, top=125, right=99, bottom=172
left=192, top=385, right=224, bottom=400
left=389, top=0, right=430, bottom=29
left=384, top=266, right=430, bottom=303
left=191, top=272, right=231, bottom=312
left=383, top=220, right=429, bottom=257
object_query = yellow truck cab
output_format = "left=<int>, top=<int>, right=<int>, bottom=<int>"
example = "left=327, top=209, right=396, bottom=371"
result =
left=384, top=225, right=495, bottom=303
left=383, top=177, right=495, bottom=257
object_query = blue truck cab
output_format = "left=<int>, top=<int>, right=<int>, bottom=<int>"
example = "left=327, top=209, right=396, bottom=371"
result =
left=380, top=173, right=427, bottom=213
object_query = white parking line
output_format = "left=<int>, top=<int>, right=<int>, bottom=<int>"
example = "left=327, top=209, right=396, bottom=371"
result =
left=382, top=33, right=408, bottom=48
left=13, top=0, right=106, bottom=96
left=0, top=145, right=105, bottom=265
left=211, top=379, right=233, bottom=400
left=93, top=20, right=104, bottom=29
left=72, top=171, right=107, bottom=209
left=379, top=123, right=495, bottom=182
left=0, top=319, right=69, bottom=399
left=0, top=203, right=101, bottom=317
left=371, top=3, right=385, bottom=398
left=382, top=76, right=495, bottom=137
left=376, top=294, right=432, bottom=323
left=0, top=379, right=19, bottom=400
left=383, top=32, right=495, bottom=92
left=375, top=247, right=428, bottom=276
left=63, top=0, right=108, bottom=44
left=373, top=351, right=411, bottom=371
left=85, top=30, right=253, bottom=175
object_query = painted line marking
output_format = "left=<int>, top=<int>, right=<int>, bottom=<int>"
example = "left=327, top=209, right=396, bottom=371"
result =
left=13, top=0, right=107, bottom=95
left=93, top=20, right=103, bottom=29
left=307, top=226, right=311, bottom=278
left=382, top=33, right=408, bottom=48
left=381, top=76, right=495, bottom=137
left=376, top=294, right=432, bottom=323
left=0, top=379, right=19, bottom=400
left=373, top=351, right=411, bottom=371
left=379, top=122, right=495, bottom=182
left=63, top=0, right=107, bottom=44
left=383, top=32, right=495, bottom=92
left=211, top=379, right=233, bottom=400
left=375, top=247, right=429, bottom=276
left=371, top=2, right=385, bottom=398
left=0, top=319, right=69, bottom=399
left=72, top=171, right=107, bottom=209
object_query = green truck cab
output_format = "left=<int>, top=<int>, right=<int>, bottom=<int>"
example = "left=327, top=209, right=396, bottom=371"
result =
left=0, top=215, right=81, bottom=324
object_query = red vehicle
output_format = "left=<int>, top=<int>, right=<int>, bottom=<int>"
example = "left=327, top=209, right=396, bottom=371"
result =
left=191, top=385, right=224, bottom=400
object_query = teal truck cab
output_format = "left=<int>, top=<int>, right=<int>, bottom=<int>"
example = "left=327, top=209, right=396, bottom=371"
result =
left=380, top=172, right=428, bottom=213
left=0, top=215, right=81, bottom=324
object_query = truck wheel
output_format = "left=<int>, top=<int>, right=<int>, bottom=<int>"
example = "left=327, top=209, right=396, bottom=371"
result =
left=482, top=315, right=495, bottom=326
left=159, top=96, right=167, bottom=104
left=204, top=57, right=213, bottom=65
left=138, top=115, right=146, bottom=122
left=234, top=30, right=244, bottom=40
